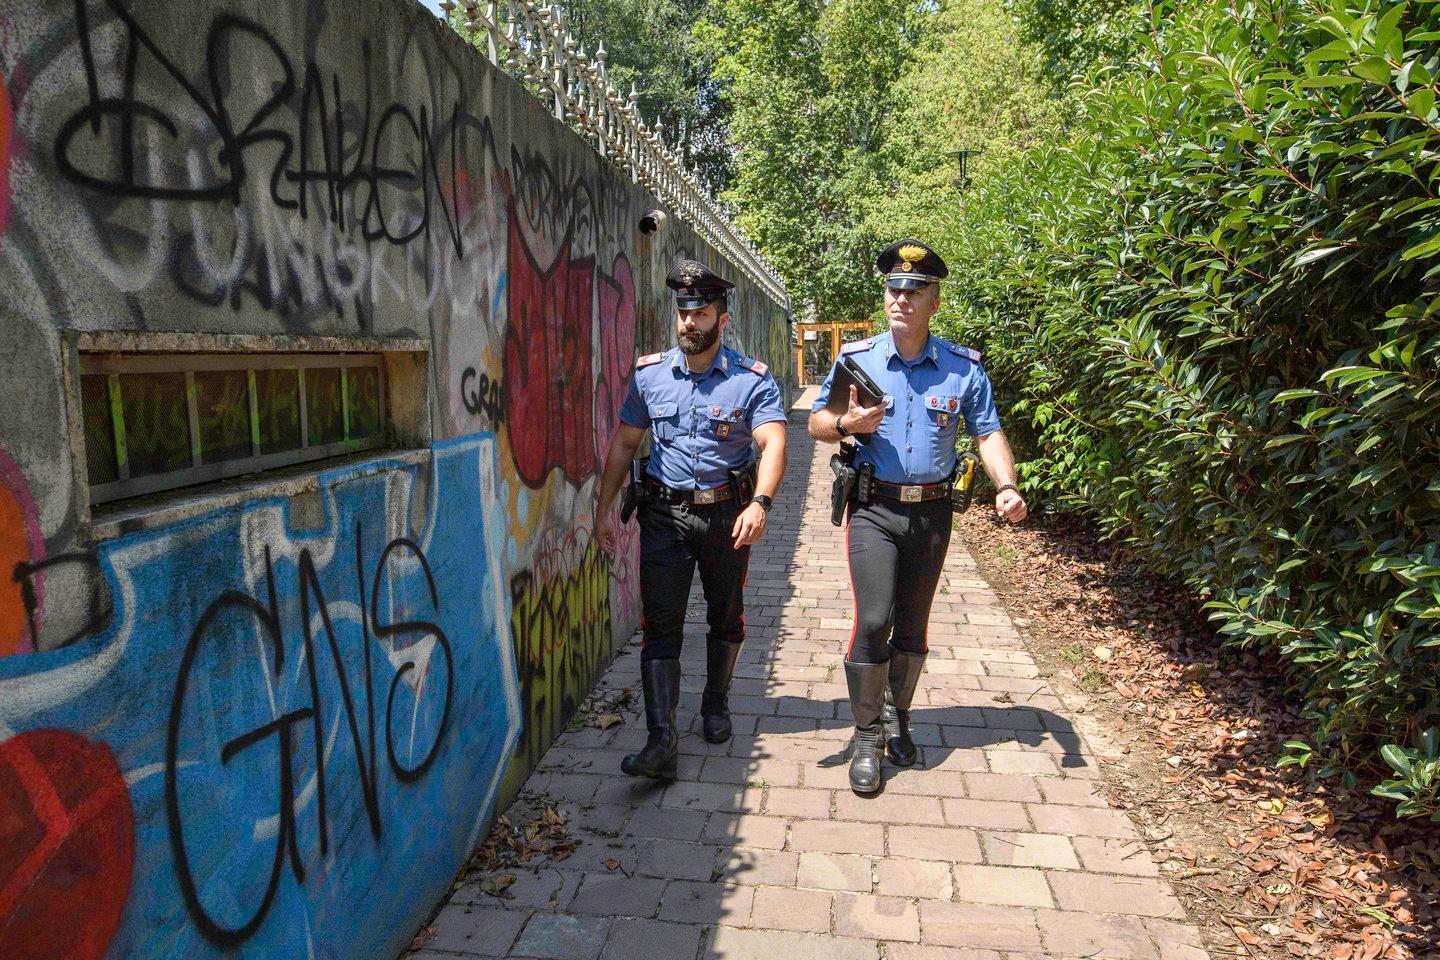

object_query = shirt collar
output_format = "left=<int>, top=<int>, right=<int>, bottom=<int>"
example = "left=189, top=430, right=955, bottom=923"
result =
left=881, top=331, right=939, bottom=368
left=671, top=344, right=733, bottom=378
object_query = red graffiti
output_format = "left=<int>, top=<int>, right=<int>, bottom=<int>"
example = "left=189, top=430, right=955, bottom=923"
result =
left=504, top=210, right=597, bottom=487
left=593, top=254, right=637, bottom=468
left=0, top=449, right=42, bottom=657
left=0, top=730, right=135, bottom=960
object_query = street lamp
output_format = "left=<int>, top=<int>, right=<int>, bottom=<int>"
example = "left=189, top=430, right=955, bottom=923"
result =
left=948, top=148, right=981, bottom=194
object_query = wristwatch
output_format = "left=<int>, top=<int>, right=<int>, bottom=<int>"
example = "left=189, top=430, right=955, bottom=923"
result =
left=834, top=413, right=850, bottom=438
left=752, top=494, right=774, bottom=512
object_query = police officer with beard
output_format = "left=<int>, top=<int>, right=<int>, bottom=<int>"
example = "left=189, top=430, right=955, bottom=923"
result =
left=808, top=239, right=1027, bottom=794
left=595, top=259, right=788, bottom=780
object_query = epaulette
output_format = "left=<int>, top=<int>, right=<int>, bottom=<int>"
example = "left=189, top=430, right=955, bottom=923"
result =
left=945, top=341, right=982, bottom=364
left=737, top=356, right=769, bottom=376
left=636, top=352, right=665, bottom=368
left=840, top=337, right=875, bottom=355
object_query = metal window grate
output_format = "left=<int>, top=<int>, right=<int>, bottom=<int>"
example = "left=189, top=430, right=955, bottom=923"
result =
left=79, top=353, right=387, bottom=505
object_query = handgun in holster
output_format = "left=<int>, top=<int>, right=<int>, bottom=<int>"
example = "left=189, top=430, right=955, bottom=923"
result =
left=728, top=461, right=759, bottom=504
left=829, top=442, right=858, bottom=526
left=620, top=456, right=652, bottom=524
left=950, top=452, right=980, bottom=513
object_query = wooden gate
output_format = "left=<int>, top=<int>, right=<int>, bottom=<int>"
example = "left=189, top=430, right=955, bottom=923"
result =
left=794, top=322, right=873, bottom=386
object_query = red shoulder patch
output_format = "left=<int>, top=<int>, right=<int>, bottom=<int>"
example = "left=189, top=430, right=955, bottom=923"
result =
left=741, top=359, right=769, bottom=376
left=636, top=353, right=665, bottom=368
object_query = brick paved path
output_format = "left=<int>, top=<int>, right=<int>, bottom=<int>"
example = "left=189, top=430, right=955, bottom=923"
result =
left=416, top=395, right=1209, bottom=960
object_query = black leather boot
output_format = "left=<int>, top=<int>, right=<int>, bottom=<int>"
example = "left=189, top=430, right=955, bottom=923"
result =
left=844, top=661, right=888, bottom=794
left=700, top=639, right=743, bottom=743
left=884, top=650, right=926, bottom=766
left=621, top=659, right=681, bottom=780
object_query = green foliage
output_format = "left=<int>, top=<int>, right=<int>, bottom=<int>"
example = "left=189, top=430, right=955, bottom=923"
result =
left=939, top=0, right=1440, bottom=816
left=695, top=0, right=924, bottom=321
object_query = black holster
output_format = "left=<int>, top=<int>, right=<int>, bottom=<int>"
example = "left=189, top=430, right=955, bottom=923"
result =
left=728, top=461, right=759, bottom=504
left=621, top=457, right=652, bottom=523
left=829, top=443, right=858, bottom=526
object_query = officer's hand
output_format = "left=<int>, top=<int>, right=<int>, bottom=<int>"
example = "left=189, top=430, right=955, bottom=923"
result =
left=995, top=488, right=1028, bottom=523
left=595, top=509, right=620, bottom=555
left=731, top=502, right=767, bottom=549
left=841, top=385, right=884, bottom=435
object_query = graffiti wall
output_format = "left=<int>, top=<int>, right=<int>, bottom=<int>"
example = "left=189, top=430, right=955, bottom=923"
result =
left=0, top=0, right=792, bottom=958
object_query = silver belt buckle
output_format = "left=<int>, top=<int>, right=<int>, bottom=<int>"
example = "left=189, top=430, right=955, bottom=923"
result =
left=900, top=485, right=923, bottom=503
left=694, top=487, right=717, bottom=505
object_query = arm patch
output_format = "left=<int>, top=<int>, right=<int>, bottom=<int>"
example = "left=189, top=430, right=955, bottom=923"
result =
left=738, top=357, right=769, bottom=376
left=840, top=337, right=874, bottom=355
left=636, top=353, right=665, bottom=368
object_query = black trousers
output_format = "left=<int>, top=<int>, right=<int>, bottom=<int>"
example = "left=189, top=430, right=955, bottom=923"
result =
left=845, top=496, right=953, bottom=664
left=638, top=498, right=750, bottom=661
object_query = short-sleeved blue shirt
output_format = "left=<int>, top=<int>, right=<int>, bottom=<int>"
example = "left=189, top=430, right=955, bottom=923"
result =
left=811, top=332, right=1001, bottom=485
left=620, top=344, right=787, bottom=489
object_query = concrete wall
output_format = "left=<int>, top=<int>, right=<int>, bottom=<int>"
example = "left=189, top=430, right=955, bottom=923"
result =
left=0, top=2, right=792, bottom=958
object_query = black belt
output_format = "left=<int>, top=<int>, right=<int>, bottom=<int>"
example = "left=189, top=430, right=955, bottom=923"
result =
left=871, top=480, right=950, bottom=503
left=645, top=479, right=737, bottom=506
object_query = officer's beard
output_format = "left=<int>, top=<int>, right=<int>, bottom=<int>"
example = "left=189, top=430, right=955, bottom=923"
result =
left=678, top=325, right=719, bottom=355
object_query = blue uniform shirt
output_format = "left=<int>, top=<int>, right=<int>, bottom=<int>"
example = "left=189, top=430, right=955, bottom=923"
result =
left=620, top=344, right=787, bottom=489
left=811, top=332, right=1001, bottom=484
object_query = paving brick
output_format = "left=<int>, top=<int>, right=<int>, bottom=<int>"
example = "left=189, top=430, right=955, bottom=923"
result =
left=1034, top=777, right=1110, bottom=808
left=714, top=848, right=800, bottom=887
left=884, top=768, right=972, bottom=798
left=883, top=945, right=1003, bottom=960
left=795, top=850, right=873, bottom=892
left=874, top=857, right=952, bottom=900
left=661, top=781, right=755, bottom=813
left=985, top=751, right=1060, bottom=777
left=940, top=798, right=1031, bottom=831
left=764, top=786, right=834, bottom=819
left=637, top=839, right=722, bottom=881
left=1027, top=804, right=1138, bottom=840
left=833, top=892, right=921, bottom=941
left=788, top=819, right=886, bottom=855
left=702, top=926, right=879, bottom=960
left=657, top=880, right=753, bottom=925
left=513, top=912, right=612, bottom=959
left=624, top=806, right=710, bottom=842
left=703, top=812, right=790, bottom=849
left=979, top=832, right=1079, bottom=870
left=600, top=918, right=704, bottom=960
left=568, top=872, right=667, bottom=918
left=1035, top=909, right=1159, bottom=959
left=427, top=903, right=528, bottom=955
left=1071, top=836, right=1161, bottom=877
left=917, top=902, right=1041, bottom=952
left=963, top=773, right=1042, bottom=803
left=1048, top=872, right=1184, bottom=918
left=888, top=825, right=983, bottom=863
left=951, top=865, right=1053, bottom=908
left=833, top=792, right=945, bottom=825
left=748, top=885, right=833, bottom=933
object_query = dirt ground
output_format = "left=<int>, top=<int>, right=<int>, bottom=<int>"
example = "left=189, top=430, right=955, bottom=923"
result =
left=954, top=508, right=1439, bottom=960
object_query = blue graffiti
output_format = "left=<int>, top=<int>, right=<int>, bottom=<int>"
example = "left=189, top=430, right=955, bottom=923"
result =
left=0, top=434, right=520, bottom=960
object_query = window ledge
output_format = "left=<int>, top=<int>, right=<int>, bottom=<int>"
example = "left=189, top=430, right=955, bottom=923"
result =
left=90, top=447, right=431, bottom=542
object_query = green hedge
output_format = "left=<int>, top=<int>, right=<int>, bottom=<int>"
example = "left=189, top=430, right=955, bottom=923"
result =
left=938, top=0, right=1440, bottom=817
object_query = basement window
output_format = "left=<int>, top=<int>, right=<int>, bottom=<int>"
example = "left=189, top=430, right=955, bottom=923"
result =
left=80, top=352, right=387, bottom=505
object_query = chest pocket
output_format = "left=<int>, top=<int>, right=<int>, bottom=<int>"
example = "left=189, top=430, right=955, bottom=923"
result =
left=697, top=404, right=748, bottom=442
left=923, top=391, right=962, bottom=435
left=649, top=402, right=680, bottom=440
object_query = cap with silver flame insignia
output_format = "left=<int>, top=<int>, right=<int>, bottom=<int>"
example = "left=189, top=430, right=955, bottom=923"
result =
left=666, top=258, right=735, bottom=310
left=875, top=238, right=948, bottom=290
